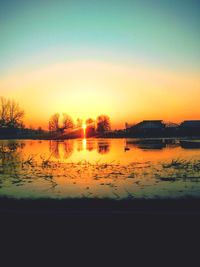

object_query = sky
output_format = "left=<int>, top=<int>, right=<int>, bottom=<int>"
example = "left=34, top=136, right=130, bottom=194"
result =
left=0, top=0, right=199, bottom=129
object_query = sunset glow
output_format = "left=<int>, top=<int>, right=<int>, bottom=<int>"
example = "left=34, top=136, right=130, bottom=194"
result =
left=82, top=124, right=87, bottom=130
left=0, top=0, right=199, bottom=129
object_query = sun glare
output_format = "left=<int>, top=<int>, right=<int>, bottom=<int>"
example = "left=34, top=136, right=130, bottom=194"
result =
left=82, top=123, right=87, bottom=138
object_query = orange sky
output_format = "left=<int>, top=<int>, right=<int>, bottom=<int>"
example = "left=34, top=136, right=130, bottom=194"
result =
left=0, top=60, right=199, bottom=129
left=1, top=0, right=200, bottom=130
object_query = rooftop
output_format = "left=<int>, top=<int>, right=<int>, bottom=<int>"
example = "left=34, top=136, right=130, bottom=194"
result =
left=132, top=120, right=165, bottom=129
left=180, top=120, right=200, bottom=127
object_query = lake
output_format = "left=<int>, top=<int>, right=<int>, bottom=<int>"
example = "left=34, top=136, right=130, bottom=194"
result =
left=0, top=138, right=200, bottom=199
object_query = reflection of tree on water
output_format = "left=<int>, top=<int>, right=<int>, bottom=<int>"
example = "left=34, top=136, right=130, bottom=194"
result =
left=49, top=141, right=60, bottom=159
left=1, top=142, right=25, bottom=153
left=0, top=141, right=25, bottom=174
left=0, top=141, right=24, bottom=160
left=77, top=139, right=96, bottom=152
left=125, top=139, right=166, bottom=150
left=77, top=140, right=83, bottom=152
left=86, top=141, right=96, bottom=151
left=97, top=141, right=110, bottom=154
left=63, top=140, right=74, bottom=159
left=76, top=139, right=110, bottom=154
left=49, top=140, right=74, bottom=159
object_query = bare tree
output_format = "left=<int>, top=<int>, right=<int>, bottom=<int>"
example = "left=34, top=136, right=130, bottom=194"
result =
left=62, top=113, right=74, bottom=131
left=49, top=113, right=60, bottom=132
left=0, top=97, right=9, bottom=127
left=86, top=118, right=96, bottom=137
left=96, top=115, right=111, bottom=134
left=86, top=118, right=95, bottom=126
left=7, top=99, right=25, bottom=128
left=0, top=97, right=24, bottom=128
left=76, top=118, right=83, bottom=128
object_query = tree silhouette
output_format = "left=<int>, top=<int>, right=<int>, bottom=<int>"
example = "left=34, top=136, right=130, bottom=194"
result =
left=49, top=113, right=60, bottom=132
left=0, top=97, right=24, bottom=128
left=62, top=113, right=74, bottom=131
left=76, top=118, right=83, bottom=128
left=0, top=97, right=9, bottom=127
left=96, top=115, right=111, bottom=134
left=86, top=118, right=94, bottom=125
left=86, top=118, right=96, bottom=137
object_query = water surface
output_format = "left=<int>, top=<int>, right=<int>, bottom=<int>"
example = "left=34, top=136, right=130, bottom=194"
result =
left=0, top=138, right=200, bottom=199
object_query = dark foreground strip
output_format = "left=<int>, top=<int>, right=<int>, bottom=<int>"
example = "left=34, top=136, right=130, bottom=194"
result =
left=0, top=197, right=200, bottom=214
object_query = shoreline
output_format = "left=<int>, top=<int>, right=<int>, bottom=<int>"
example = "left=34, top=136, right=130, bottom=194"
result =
left=0, top=136, right=200, bottom=141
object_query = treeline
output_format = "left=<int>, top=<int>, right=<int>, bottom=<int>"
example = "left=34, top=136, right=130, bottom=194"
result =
left=0, top=96, right=111, bottom=139
left=48, top=113, right=111, bottom=137
left=0, top=97, right=46, bottom=139
left=2, top=96, right=199, bottom=140
left=0, top=97, right=24, bottom=129
left=0, top=97, right=26, bottom=138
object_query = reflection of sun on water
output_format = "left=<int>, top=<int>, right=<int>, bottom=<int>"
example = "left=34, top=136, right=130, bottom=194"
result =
left=1, top=139, right=200, bottom=199
left=82, top=138, right=87, bottom=150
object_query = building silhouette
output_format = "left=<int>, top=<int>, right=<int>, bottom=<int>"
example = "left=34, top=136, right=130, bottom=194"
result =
left=179, top=120, right=200, bottom=136
left=126, top=120, right=165, bottom=137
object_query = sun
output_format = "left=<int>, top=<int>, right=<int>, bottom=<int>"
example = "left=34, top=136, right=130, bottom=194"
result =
left=82, top=123, right=87, bottom=130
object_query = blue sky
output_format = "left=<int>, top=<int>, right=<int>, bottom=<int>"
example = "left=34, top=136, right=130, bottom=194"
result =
left=0, top=0, right=200, bottom=74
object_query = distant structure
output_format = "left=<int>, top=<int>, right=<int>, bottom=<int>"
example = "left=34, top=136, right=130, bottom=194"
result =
left=165, top=122, right=179, bottom=128
left=134, top=120, right=165, bottom=129
left=126, top=120, right=165, bottom=137
left=179, top=120, right=200, bottom=136
left=165, top=121, right=179, bottom=136
left=125, top=122, right=135, bottom=130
